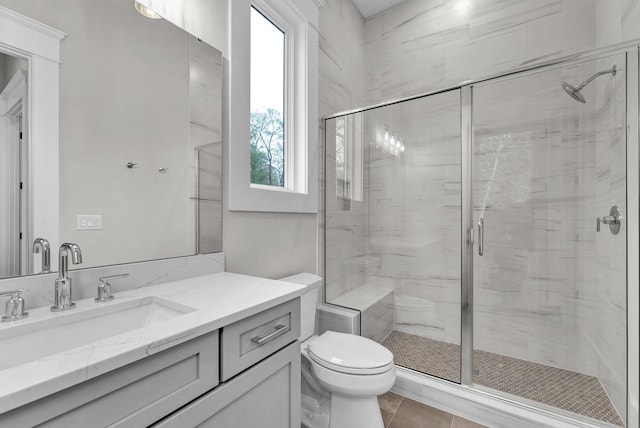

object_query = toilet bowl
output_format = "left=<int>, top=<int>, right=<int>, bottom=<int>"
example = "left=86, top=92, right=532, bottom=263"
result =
left=280, top=274, right=396, bottom=428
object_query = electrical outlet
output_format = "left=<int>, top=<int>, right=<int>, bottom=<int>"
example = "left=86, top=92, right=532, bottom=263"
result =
left=77, top=215, right=102, bottom=230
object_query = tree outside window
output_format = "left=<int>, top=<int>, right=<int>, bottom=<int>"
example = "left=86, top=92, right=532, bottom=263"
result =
left=250, top=108, right=284, bottom=186
left=250, top=6, right=286, bottom=188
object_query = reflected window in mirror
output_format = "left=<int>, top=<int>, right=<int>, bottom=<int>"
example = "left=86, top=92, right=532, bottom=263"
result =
left=335, top=114, right=363, bottom=205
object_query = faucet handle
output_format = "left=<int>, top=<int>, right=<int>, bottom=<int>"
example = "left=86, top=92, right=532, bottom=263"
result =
left=95, top=273, right=129, bottom=303
left=1, top=289, right=29, bottom=322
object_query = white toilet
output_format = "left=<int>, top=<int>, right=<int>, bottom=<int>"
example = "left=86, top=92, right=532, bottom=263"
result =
left=280, top=274, right=396, bottom=428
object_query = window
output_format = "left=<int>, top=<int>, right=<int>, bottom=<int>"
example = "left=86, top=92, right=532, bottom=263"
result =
left=228, top=0, right=319, bottom=213
left=250, top=7, right=286, bottom=188
left=335, top=114, right=363, bottom=204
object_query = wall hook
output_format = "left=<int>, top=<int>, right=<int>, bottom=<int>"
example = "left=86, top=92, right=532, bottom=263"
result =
left=158, top=167, right=169, bottom=173
left=126, top=162, right=138, bottom=169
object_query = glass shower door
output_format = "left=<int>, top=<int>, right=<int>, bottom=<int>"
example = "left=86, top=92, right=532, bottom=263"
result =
left=471, top=53, right=627, bottom=426
left=324, top=90, right=463, bottom=383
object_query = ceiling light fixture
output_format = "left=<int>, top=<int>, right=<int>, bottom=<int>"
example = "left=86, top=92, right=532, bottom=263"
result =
left=134, top=1, right=162, bottom=19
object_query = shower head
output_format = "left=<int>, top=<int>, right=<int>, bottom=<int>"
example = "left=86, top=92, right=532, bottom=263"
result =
left=561, top=81, right=586, bottom=103
left=561, top=64, right=617, bottom=104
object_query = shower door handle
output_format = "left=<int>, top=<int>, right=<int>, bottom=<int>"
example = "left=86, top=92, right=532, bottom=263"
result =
left=478, top=218, right=484, bottom=256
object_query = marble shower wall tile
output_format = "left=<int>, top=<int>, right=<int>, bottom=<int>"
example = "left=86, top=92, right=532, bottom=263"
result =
left=596, top=0, right=623, bottom=47
left=363, top=0, right=600, bottom=105
left=188, top=36, right=223, bottom=254
left=363, top=0, right=640, bottom=106
left=319, top=0, right=366, bottom=116
left=189, top=36, right=222, bottom=135
left=472, top=53, right=627, bottom=420
left=598, top=0, right=640, bottom=47
left=322, top=6, right=633, bottom=419
left=196, top=141, right=222, bottom=254
left=197, top=142, right=222, bottom=201
left=325, top=89, right=463, bottom=344
left=319, top=0, right=367, bottom=302
left=588, top=53, right=628, bottom=420
left=363, top=91, right=462, bottom=345
left=472, top=61, right=598, bottom=373
left=324, top=116, right=368, bottom=302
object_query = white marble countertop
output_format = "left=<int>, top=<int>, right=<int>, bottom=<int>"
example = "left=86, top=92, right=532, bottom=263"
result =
left=0, top=272, right=306, bottom=414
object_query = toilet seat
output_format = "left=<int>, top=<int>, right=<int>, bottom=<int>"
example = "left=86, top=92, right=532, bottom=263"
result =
left=307, top=331, right=394, bottom=375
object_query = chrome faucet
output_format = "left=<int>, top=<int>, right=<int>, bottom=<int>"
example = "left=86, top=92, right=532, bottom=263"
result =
left=33, top=238, right=51, bottom=274
left=51, top=243, right=83, bottom=312
left=95, top=273, right=129, bottom=302
left=1, top=289, right=29, bottom=322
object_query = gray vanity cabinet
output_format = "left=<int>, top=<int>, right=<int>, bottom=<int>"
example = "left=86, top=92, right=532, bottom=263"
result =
left=155, top=298, right=302, bottom=428
left=153, top=341, right=301, bottom=428
left=0, top=297, right=302, bottom=428
left=0, top=331, right=219, bottom=427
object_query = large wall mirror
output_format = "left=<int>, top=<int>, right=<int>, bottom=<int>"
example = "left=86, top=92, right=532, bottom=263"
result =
left=0, top=0, right=222, bottom=280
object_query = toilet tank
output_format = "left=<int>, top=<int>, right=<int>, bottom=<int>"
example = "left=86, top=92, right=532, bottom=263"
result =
left=279, top=273, right=322, bottom=341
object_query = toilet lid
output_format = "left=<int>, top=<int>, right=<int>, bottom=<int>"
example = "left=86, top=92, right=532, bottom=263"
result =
left=307, top=331, right=394, bottom=375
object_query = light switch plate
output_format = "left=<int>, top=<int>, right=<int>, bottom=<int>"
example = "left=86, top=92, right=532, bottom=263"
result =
left=77, top=215, right=102, bottom=230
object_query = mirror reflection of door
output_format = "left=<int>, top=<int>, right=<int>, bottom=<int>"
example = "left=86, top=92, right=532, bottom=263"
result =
left=19, top=114, right=30, bottom=275
left=0, top=51, right=28, bottom=278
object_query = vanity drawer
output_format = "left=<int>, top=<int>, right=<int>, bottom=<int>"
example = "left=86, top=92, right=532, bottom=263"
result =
left=0, top=330, right=219, bottom=428
left=152, top=340, right=301, bottom=428
left=221, top=298, right=300, bottom=381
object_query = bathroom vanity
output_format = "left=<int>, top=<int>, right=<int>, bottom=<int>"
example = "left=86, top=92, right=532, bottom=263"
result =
left=0, top=273, right=304, bottom=427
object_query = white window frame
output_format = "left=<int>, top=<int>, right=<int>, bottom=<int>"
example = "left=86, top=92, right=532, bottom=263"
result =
left=228, top=0, right=320, bottom=213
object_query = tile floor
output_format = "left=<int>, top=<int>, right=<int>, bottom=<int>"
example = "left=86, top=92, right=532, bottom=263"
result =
left=382, top=331, right=624, bottom=426
left=378, top=391, right=487, bottom=428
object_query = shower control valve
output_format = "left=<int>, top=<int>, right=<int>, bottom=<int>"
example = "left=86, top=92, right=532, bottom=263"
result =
left=597, top=205, right=621, bottom=235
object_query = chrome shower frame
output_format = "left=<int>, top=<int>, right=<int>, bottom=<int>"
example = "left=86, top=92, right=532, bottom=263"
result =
left=322, top=39, right=640, bottom=428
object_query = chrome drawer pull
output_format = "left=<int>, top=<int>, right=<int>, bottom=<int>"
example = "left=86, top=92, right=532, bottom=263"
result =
left=251, top=324, right=288, bottom=345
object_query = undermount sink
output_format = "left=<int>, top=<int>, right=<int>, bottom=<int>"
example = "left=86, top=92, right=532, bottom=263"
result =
left=0, top=296, right=195, bottom=371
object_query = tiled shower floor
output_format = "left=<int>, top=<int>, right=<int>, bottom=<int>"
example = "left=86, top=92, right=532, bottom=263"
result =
left=382, top=331, right=624, bottom=426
